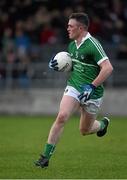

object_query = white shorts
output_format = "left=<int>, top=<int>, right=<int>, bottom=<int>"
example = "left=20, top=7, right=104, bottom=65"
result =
left=64, top=85, right=103, bottom=114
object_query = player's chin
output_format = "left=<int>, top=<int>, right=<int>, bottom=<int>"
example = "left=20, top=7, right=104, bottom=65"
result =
left=68, top=34, right=74, bottom=39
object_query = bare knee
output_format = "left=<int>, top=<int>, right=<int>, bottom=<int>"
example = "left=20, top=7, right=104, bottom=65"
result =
left=56, top=112, right=69, bottom=125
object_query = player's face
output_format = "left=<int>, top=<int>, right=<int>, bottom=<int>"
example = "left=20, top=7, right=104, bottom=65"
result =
left=67, top=19, right=82, bottom=40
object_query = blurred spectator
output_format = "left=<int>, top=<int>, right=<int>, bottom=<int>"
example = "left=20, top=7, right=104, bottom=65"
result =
left=0, top=13, right=12, bottom=37
left=40, top=23, right=58, bottom=45
left=34, top=6, right=51, bottom=27
left=2, top=27, right=15, bottom=60
left=24, top=16, right=38, bottom=43
left=14, top=27, right=31, bottom=58
left=89, top=15, right=102, bottom=37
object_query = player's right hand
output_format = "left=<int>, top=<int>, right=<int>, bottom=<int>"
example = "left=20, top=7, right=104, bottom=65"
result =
left=78, top=84, right=96, bottom=104
left=49, top=57, right=59, bottom=71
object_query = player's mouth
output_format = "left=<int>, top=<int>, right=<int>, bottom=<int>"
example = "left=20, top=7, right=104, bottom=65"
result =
left=68, top=32, right=72, bottom=37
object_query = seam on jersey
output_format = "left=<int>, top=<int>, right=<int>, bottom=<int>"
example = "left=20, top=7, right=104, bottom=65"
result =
left=89, top=37, right=106, bottom=57
left=91, top=37, right=107, bottom=56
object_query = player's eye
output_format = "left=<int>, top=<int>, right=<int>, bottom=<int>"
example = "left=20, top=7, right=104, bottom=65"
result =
left=68, top=24, right=73, bottom=28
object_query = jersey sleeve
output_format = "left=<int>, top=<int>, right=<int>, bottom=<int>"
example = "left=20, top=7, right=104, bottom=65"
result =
left=90, top=38, right=109, bottom=65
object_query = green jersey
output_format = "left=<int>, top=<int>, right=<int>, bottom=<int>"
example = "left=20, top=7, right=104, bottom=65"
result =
left=67, top=33, right=108, bottom=99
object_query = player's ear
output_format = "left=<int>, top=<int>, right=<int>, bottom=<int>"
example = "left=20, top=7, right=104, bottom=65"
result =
left=79, top=26, right=83, bottom=30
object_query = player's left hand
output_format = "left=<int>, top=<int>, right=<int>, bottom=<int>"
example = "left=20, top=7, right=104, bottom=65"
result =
left=78, top=84, right=96, bottom=105
left=49, top=57, right=59, bottom=71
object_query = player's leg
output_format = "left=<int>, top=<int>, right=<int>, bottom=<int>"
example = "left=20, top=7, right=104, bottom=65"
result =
left=79, top=99, right=110, bottom=136
left=47, top=95, right=79, bottom=145
left=79, top=107, right=100, bottom=135
left=35, top=95, right=79, bottom=168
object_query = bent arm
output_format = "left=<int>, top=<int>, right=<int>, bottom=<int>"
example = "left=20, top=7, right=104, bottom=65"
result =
left=92, top=59, right=113, bottom=87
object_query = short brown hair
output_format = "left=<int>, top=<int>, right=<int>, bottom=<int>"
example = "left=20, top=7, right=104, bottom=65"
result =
left=69, top=12, right=89, bottom=29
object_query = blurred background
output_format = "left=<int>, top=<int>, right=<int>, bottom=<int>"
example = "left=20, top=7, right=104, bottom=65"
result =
left=0, top=0, right=127, bottom=115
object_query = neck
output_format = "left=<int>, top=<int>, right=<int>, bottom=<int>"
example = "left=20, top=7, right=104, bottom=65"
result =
left=76, top=31, right=88, bottom=45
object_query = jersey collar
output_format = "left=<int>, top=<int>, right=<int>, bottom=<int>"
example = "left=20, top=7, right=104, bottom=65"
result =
left=75, top=32, right=91, bottom=49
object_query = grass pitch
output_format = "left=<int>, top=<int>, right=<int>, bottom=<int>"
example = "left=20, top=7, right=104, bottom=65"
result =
left=0, top=115, right=127, bottom=179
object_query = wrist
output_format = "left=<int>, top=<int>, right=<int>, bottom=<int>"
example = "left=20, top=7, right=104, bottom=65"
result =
left=90, top=83, right=96, bottom=90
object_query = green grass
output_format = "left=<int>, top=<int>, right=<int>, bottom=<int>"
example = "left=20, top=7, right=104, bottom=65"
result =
left=0, top=115, right=127, bottom=179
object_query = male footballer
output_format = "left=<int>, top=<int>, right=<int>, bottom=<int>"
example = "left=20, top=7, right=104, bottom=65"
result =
left=35, top=12, right=113, bottom=168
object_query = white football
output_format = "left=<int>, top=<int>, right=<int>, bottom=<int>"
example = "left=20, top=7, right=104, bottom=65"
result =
left=53, top=51, right=72, bottom=72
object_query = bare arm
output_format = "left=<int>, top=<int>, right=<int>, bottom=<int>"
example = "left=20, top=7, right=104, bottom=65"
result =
left=92, top=59, right=113, bottom=87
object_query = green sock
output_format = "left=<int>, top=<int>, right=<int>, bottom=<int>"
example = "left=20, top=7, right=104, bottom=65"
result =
left=99, top=120, right=105, bottom=130
left=43, top=143, right=56, bottom=159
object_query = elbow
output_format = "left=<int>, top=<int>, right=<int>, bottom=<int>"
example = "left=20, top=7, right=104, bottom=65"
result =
left=107, top=64, right=113, bottom=75
left=110, top=65, right=113, bottom=74
left=101, top=60, right=113, bottom=75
